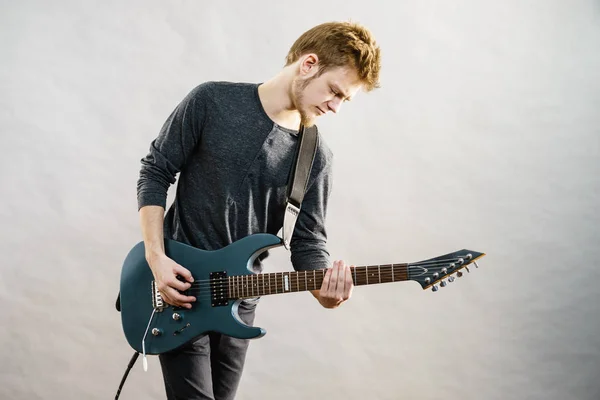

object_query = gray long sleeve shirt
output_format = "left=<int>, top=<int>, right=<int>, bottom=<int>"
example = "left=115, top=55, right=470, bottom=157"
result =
left=137, top=81, right=334, bottom=273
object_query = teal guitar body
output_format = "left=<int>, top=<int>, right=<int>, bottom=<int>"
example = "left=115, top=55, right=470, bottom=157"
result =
left=119, top=233, right=283, bottom=355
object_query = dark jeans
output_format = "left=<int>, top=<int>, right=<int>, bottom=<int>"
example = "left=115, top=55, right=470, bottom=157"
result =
left=158, top=298, right=259, bottom=400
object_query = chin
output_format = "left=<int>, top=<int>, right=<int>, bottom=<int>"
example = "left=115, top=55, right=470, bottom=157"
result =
left=299, top=110, right=317, bottom=128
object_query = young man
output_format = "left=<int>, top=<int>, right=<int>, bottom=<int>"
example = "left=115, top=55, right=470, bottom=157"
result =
left=136, top=20, right=381, bottom=400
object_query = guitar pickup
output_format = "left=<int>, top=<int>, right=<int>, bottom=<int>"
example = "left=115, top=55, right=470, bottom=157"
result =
left=209, top=271, right=229, bottom=307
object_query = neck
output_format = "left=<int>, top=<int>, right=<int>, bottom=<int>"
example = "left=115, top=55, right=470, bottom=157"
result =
left=258, top=69, right=301, bottom=130
left=227, top=264, right=410, bottom=299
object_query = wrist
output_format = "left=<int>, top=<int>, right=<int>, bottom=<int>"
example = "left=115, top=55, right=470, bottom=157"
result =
left=145, top=248, right=166, bottom=265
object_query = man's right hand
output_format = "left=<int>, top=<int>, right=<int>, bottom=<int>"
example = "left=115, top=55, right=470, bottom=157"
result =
left=148, top=254, right=196, bottom=309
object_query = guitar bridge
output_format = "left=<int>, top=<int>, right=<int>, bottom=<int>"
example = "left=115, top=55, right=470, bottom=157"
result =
left=151, top=281, right=165, bottom=312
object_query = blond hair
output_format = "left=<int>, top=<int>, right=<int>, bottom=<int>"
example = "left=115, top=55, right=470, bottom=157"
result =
left=285, top=21, right=381, bottom=91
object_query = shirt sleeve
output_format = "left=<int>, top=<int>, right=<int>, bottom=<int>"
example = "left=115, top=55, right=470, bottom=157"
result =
left=136, top=83, right=211, bottom=210
left=289, top=153, right=334, bottom=271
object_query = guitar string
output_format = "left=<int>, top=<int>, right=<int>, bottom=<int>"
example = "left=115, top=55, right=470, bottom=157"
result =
left=189, top=269, right=466, bottom=292
left=159, top=261, right=474, bottom=301
left=178, top=258, right=472, bottom=288
left=178, top=265, right=471, bottom=295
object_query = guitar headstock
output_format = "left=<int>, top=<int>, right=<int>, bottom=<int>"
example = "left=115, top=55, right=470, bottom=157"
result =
left=408, top=249, right=486, bottom=292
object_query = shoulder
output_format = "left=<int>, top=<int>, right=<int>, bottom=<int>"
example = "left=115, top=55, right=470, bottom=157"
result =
left=313, top=126, right=334, bottom=172
left=186, top=81, right=257, bottom=103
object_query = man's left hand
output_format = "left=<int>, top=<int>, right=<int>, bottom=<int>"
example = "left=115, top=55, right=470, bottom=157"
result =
left=312, top=260, right=354, bottom=308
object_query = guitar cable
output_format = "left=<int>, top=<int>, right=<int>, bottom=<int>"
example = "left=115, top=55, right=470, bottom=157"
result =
left=114, top=351, right=139, bottom=399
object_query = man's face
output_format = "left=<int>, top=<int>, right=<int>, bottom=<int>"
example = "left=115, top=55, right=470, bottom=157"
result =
left=292, top=65, right=363, bottom=127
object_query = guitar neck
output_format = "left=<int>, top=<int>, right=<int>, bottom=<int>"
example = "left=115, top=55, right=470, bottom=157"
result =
left=228, top=264, right=409, bottom=299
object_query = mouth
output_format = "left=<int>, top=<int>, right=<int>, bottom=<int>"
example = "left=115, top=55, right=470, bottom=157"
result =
left=316, top=106, right=325, bottom=115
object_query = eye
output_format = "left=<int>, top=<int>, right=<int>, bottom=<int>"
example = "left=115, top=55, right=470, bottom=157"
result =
left=330, top=87, right=338, bottom=96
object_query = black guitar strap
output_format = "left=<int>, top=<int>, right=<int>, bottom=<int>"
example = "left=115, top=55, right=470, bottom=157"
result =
left=282, top=124, right=319, bottom=250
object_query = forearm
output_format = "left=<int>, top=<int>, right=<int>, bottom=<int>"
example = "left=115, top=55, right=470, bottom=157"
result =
left=139, top=205, right=166, bottom=263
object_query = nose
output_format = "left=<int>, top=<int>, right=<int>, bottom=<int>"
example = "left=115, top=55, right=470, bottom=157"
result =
left=327, top=97, right=343, bottom=114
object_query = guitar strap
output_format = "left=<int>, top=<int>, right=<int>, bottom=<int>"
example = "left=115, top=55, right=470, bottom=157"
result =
left=282, top=123, right=319, bottom=250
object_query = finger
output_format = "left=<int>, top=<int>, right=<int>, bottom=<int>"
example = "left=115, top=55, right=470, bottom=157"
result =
left=166, top=287, right=196, bottom=308
left=321, top=267, right=332, bottom=291
left=169, top=275, right=192, bottom=292
left=174, top=264, right=194, bottom=283
left=344, top=265, right=354, bottom=300
left=334, top=261, right=347, bottom=300
left=329, top=261, right=341, bottom=295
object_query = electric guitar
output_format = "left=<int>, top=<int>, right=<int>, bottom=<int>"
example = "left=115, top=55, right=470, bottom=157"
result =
left=118, top=233, right=485, bottom=356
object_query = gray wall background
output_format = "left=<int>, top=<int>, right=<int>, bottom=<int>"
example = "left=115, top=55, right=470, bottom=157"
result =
left=1, top=1, right=599, bottom=399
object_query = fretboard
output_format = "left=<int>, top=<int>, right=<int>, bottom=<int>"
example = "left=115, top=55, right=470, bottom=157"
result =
left=227, top=264, right=409, bottom=299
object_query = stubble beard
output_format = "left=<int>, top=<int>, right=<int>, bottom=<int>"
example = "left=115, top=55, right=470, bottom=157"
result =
left=292, top=76, right=316, bottom=128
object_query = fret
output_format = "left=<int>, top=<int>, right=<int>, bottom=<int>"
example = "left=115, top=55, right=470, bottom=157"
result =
left=392, top=264, right=395, bottom=282
left=353, top=267, right=357, bottom=285
left=304, top=271, right=307, bottom=291
left=366, top=266, right=369, bottom=285
left=312, top=270, right=316, bottom=290
left=295, top=272, right=299, bottom=292
left=378, top=264, right=381, bottom=283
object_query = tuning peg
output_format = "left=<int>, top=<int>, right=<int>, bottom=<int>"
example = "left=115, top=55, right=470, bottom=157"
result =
left=440, top=280, right=447, bottom=287
left=474, top=261, right=479, bottom=268
left=465, top=266, right=470, bottom=273
left=448, top=276, right=455, bottom=283
left=457, top=271, right=463, bottom=278
left=432, top=285, right=439, bottom=292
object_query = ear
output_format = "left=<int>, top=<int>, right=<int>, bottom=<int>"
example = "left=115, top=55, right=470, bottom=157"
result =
left=298, top=53, right=320, bottom=77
